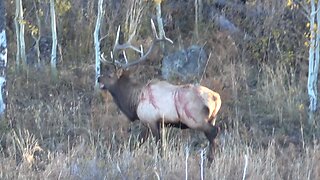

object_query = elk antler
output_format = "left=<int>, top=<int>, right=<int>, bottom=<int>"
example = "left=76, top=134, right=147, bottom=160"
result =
left=110, top=19, right=173, bottom=69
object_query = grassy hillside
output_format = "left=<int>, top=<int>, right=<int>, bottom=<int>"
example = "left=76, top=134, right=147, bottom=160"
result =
left=1, top=0, right=320, bottom=179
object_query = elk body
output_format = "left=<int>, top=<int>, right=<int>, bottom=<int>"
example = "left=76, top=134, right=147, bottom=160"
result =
left=99, top=72, right=221, bottom=160
left=99, top=20, right=222, bottom=161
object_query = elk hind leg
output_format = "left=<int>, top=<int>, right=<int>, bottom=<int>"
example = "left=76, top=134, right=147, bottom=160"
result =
left=204, top=124, right=219, bottom=163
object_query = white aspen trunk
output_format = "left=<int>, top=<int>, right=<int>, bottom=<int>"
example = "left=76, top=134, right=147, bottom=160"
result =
left=0, top=0, right=7, bottom=117
left=50, top=0, right=58, bottom=79
left=195, top=0, right=199, bottom=39
left=94, top=0, right=104, bottom=88
left=0, top=76, right=5, bottom=116
left=14, top=0, right=26, bottom=68
left=307, top=0, right=317, bottom=124
left=14, top=0, right=20, bottom=69
left=18, top=0, right=26, bottom=66
left=315, top=1, right=320, bottom=101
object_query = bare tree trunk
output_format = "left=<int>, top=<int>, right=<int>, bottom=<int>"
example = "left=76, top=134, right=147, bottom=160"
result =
left=50, top=0, right=58, bottom=79
left=194, top=0, right=203, bottom=39
left=307, top=0, right=319, bottom=124
left=32, top=0, right=42, bottom=67
left=14, top=0, right=26, bottom=70
left=0, top=0, right=7, bottom=117
left=14, top=0, right=20, bottom=69
left=195, top=0, right=199, bottom=39
left=155, top=2, right=164, bottom=39
left=155, top=1, right=165, bottom=53
left=18, top=0, right=26, bottom=67
left=94, top=0, right=104, bottom=89
left=315, top=0, right=320, bottom=90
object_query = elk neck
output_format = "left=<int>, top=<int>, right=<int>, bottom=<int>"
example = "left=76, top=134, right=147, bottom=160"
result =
left=108, top=75, right=143, bottom=121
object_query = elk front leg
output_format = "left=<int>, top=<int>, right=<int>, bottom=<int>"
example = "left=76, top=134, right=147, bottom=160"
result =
left=204, top=125, right=220, bottom=163
left=148, top=122, right=160, bottom=143
left=137, top=123, right=149, bottom=145
left=148, top=121, right=164, bottom=157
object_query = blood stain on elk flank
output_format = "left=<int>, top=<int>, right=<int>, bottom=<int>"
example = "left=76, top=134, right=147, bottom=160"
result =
left=183, top=103, right=196, bottom=122
left=174, top=88, right=197, bottom=122
left=140, top=83, right=159, bottom=110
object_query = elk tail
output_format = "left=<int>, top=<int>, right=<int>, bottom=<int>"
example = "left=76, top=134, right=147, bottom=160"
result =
left=210, top=92, right=221, bottom=125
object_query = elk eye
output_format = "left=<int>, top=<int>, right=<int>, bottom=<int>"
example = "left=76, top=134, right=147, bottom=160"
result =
left=107, top=73, right=114, bottom=78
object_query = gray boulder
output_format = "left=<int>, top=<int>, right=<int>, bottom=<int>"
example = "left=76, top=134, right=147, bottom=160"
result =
left=161, top=45, right=208, bottom=83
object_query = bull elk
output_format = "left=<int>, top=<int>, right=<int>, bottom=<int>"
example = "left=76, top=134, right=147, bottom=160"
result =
left=98, top=20, right=222, bottom=161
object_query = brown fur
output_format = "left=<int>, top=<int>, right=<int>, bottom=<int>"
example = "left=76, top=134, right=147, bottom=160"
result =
left=99, top=74, right=143, bottom=121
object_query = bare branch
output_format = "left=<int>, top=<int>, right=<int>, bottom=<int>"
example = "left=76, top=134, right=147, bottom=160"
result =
left=125, top=0, right=146, bottom=43
left=99, top=33, right=109, bottom=42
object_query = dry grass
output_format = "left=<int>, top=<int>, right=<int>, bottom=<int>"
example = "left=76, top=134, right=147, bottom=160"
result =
left=1, top=56, right=319, bottom=179
left=2, top=124, right=320, bottom=179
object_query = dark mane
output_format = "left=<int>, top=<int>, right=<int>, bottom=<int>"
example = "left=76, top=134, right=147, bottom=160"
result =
left=108, top=75, right=143, bottom=121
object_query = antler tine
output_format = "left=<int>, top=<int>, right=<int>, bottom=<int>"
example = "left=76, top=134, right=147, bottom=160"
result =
left=118, top=19, right=173, bottom=68
left=100, top=52, right=113, bottom=64
left=113, top=25, right=142, bottom=56
left=110, top=51, right=113, bottom=60
left=100, top=51, right=124, bottom=67
left=140, top=45, right=144, bottom=57
left=122, top=51, right=128, bottom=64
left=113, top=19, right=173, bottom=69
left=113, top=26, right=121, bottom=54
